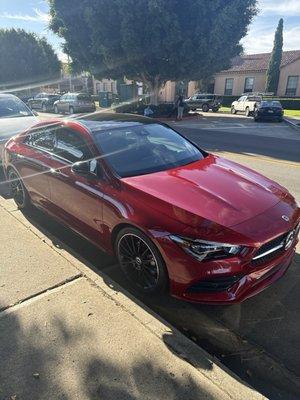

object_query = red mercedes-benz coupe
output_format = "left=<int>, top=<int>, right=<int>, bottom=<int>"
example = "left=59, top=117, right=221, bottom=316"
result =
left=3, top=114, right=300, bottom=304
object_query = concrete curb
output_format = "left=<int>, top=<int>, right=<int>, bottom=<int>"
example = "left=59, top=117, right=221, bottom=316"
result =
left=0, top=201, right=266, bottom=400
left=284, top=117, right=300, bottom=129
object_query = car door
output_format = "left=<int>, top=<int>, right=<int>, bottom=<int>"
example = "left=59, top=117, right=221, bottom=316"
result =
left=19, top=126, right=55, bottom=208
left=30, top=94, right=40, bottom=109
left=47, top=127, right=104, bottom=244
left=57, top=94, right=68, bottom=112
left=235, top=96, right=246, bottom=111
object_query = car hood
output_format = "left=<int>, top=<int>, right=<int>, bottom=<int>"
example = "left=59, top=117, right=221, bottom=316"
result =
left=0, top=116, right=38, bottom=141
left=122, top=155, right=291, bottom=229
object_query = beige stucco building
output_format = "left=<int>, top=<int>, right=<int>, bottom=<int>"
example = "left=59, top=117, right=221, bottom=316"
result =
left=214, top=50, right=300, bottom=97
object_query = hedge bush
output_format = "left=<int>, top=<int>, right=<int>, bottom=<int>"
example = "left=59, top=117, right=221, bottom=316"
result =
left=114, top=101, right=190, bottom=117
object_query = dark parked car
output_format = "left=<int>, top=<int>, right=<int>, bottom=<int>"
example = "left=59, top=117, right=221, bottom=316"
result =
left=254, top=100, right=284, bottom=122
left=28, top=93, right=61, bottom=112
left=53, top=92, right=96, bottom=114
left=185, top=93, right=221, bottom=112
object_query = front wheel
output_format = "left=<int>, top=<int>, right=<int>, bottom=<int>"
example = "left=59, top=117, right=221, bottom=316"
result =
left=202, top=104, right=209, bottom=112
left=8, top=169, right=30, bottom=209
left=231, top=106, right=236, bottom=114
left=115, top=227, right=169, bottom=295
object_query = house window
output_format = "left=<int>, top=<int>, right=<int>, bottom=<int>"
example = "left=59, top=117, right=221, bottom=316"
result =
left=285, top=76, right=299, bottom=96
left=244, top=77, right=254, bottom=93
left=224, top=78, right=234, bottom=95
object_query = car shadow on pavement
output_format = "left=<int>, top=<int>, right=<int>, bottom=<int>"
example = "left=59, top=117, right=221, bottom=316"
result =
left=0, top=302, right=217, bottom=400
left=195, top=252, right=300, bottom=377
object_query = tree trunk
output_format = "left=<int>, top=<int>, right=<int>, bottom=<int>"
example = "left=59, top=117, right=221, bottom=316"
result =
left=148, top=76, right=162, bottom=105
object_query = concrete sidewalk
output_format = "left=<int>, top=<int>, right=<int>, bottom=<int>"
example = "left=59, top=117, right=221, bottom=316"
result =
left=0, top=203, right=266, bottom=400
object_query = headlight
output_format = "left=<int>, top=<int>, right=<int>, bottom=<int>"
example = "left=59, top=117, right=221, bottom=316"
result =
left=170, top=235, right=244, bottom=262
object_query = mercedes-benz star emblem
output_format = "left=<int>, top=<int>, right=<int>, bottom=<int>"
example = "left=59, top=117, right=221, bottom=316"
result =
left=285, top=231, right=295, bottom=250
left=282, top=215, right=290, bottom=222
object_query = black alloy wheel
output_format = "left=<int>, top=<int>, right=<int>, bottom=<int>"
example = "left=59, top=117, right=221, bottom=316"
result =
left=116, top=227, right=168, bottom=294
left=8, top=169, right=30, bottom=209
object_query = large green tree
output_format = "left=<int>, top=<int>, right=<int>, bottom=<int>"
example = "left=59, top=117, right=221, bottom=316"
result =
left=49, top=0, right=257, bottom=103
left=0, top=29, right=61, bottom=90
left=265, top=18, right=283, bottom=95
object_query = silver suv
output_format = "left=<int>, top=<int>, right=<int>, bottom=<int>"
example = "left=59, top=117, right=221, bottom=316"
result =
left=53, top=93, right=96, bottom=114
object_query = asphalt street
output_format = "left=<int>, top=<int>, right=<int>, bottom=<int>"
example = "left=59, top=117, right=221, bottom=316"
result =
left=0, top=112, right=299, bottom=399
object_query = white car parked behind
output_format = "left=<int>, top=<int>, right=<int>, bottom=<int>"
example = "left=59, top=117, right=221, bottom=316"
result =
left=0, top=94, right=38, bottom=162
left=231, top=94, right=262, bottom=117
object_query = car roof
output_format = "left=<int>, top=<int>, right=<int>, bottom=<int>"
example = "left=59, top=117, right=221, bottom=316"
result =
left=0, top=93, right=19, bottom=99
left=78, top=113, right=158, bottom=133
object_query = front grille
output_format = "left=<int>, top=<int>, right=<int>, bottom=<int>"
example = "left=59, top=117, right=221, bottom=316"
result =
left=251, top=231, right=290, bottom=267
left=187, top=275, right=242, bottom=293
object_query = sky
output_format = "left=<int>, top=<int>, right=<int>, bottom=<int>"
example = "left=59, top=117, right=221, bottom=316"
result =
left=0, top=0, right=299, bottom=61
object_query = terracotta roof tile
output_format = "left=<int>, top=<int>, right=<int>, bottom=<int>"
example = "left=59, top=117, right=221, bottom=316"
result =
left=218, top=50, right=300, bottom=73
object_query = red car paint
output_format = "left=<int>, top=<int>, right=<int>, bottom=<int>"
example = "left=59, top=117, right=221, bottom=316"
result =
left=4, top=114, right=300, bottom=304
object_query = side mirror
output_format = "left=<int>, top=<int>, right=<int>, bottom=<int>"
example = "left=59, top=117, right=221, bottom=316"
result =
left=72, top=161, right=90, bottom=175
left=71, top=160, right=98, bottom=179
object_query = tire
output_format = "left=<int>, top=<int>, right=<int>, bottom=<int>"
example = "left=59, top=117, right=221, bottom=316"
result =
left=54, top=105, right=59, bottom=114
left=115, top=227, right=169, bottom=295
left=231, top=106, right=236, bottom=114
left=42, top=103, right=47, bottom=112
left=202, top=104, right=209, bottom=112
left=8, top=169, right=30, bottom=209
left=69, top=106, right=74, bottom=114
left=245, top=107, right=250, bottom=117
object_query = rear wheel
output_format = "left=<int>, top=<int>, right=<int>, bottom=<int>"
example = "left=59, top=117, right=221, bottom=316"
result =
left=8, top=169, right=30, bottom=209
left=115, top=227, right=169, bottom=295
left=202, top=104, right=209, bottom=112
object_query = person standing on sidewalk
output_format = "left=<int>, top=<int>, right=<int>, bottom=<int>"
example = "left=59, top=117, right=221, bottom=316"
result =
left=176, top=95, right=185, bottom=121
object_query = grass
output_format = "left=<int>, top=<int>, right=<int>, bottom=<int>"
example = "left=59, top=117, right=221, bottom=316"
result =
left=219, top=106, right=300, bottom=118
left=283, top=109, right=300, bottom=118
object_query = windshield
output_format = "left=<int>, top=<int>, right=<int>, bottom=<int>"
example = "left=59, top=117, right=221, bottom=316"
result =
left=0, top=97, right=33, bottom=118
left=77, top=94, right=92, bottom=101
left=260, top=100, right=282, bottom=107
left=93, top=123, right=205, bottom=177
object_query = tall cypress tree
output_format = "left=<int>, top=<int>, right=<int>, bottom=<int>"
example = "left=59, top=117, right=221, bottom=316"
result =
left=265, top=18, right=283, bottom=95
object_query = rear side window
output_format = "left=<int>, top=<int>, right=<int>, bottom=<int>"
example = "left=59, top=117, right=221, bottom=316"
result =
left=27, top=128, right=55, bottom=151
left=53, top=129, right=91, bottom=163
left=77, top=94, right=92, bottom=101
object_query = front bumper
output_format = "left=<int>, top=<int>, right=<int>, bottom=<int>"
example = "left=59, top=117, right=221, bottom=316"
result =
left=156, top=232, right=298, bottom=305
left=257, top=111, right=283, bottom=120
